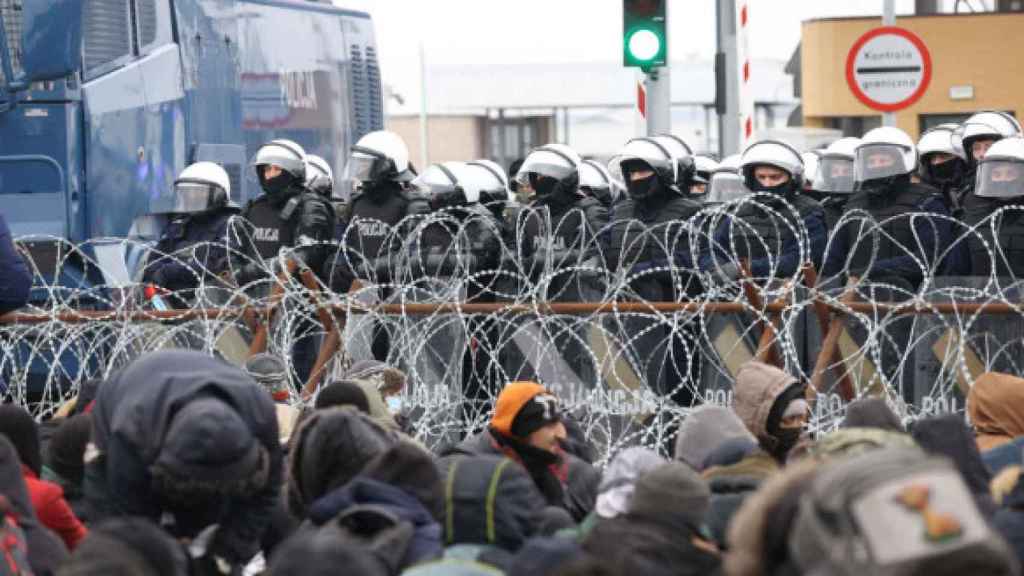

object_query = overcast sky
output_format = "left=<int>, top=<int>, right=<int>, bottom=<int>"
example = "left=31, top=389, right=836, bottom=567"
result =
left=332, top=0, right=979, bottom=107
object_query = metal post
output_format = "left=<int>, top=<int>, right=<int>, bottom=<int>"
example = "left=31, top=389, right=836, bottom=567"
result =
left=496, top=108, right=506, bottom=168
left=418, top=42, right=430, bottom=169
left=882, top=0, right=897, bottom=127
left=716, top=0, right=740, bottom=156
left=645, top=67, right=671, bottom=136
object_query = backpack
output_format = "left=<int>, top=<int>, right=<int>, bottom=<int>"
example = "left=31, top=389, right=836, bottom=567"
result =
left=0, top=495, right=32, bottom=576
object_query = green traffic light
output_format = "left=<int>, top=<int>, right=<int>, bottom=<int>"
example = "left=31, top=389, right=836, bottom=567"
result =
left=627, top=28, right=662, bottom=62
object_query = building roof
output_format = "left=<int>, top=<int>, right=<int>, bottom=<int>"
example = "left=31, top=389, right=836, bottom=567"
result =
left=392, top=58, right=795, bottom=116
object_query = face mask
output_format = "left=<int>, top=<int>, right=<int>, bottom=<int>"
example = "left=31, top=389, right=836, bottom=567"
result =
left=772, top=427, right=803, bottom=459
left=626, top=173, right=661, bottom=200
left=750, top=181, right=794, bottom=195
left=531, top=175, right=558, bottom=200
left=859, top=173, right=909, bottom=196
left=385, top=395, right=403, bottom=414
left=591, top=187, right=613, bottom=206
left=259, top=171, right=291, bottom=195
left=929, top=159, right=963, bottom=184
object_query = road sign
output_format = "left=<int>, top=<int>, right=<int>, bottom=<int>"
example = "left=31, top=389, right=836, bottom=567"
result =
left=845, top=26, right=932, bottom=112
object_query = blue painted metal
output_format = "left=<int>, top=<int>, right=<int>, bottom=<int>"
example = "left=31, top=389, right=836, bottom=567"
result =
left=21, top=0, right=84, bottom=82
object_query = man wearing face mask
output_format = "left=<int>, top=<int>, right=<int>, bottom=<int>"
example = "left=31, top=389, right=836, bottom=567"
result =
left=731, top=360, right=810, bottom=465
left=960, top=137, right=1024, bottom=277
left=823, top=127, right=949, bottom=291
left=230, top=139, right=335, bottom=287
left=702, top=140, right=826, bottom=285
left=917, top=125, right=968, bottom=214
left=605, top=137, right=705, bottom=403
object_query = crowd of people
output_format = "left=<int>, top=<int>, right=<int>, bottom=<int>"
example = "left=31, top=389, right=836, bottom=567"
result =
left=2, top=351, right=1024, bottom=575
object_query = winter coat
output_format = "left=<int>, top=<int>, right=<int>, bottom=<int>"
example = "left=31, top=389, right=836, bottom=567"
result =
left=969, top=372, right=1024, bottom=452
left=0, top=436, right=68, bottom=575
left=840, top=397, right=904, bottom=432
left=594, top=447, right=665, bottom=519
left=731, top=361, right=800, bottom=446
left=86, top=350, right=282, bottom=564
left=23, top=465, right=86, bottom=550
left=911, top=414, right=998, bottom=517
left=0, top=213, right=31, bottom=315
left=702, top=451, right=778, bottom=548
left=985, top=437, right=1024, bottom=477
left=993, top=467, right=1024, bottom=568
left=675, top=405, right=755, bottom=470
left=584, top=514, right=722, bottom=576
left=450, top=429, right=597, bottom=521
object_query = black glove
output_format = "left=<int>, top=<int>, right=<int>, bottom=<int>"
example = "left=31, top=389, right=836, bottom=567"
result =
left=295, top=196, right=334, bottom=240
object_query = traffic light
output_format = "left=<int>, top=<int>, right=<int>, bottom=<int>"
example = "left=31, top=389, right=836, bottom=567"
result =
left=623, top=0, right=667, bottom=70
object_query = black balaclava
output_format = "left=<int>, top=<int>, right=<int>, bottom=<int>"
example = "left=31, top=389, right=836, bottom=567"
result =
left=746, top=164, right=798, bottom=196
left=926, top=156, right=965, bottom=187
left=531, top=172, right=579, bottom=208
left=259, top=165, right=296, bottom=196
left=622, top=159, right=666, bottom=202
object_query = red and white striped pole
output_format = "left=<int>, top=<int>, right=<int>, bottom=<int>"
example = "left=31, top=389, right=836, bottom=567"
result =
left=736, top=0, right=755, bottom=149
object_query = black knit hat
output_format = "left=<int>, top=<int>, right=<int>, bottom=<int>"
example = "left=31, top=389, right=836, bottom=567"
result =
left=153, top=397, right=262, bottom=483
left=60, top=517, right=188, bottom=576
left=0, top=404, right=42, bottom=476
left=316, top=380, right=370, bottom=414
left=510, top=392, right=561, bottom=438
left=48, top=413, right=92, bottom=484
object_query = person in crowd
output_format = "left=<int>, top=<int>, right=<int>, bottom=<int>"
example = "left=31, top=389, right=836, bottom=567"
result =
left=993, top=464, right=1024, bottom=568
left=0, top=210, right=31, bottom=315
left=43, top=413, right=94, bottom=523
left=449, top=381, right=598, bottom=521
left=810, top=137, right=860, bottom=230
left=0, top=404, right=87, bottom=551
left=579, top=158, right=621, bottom=209
left=702, top=435, right=777, bottom=550
left=268, top=527, right=387, bottom=576
left=0, top=434, right=68, bottom=575
left=56, top=517, right=188, bottom=576
left=315, top=379, right=371, bottom=413
left=142, top=162, right=238, bottom=306
left=675, top=405, right=756, bottom=471
left=576, top=447, right=666, bottom=540
left=338, top=360, right=408, bottom=432
left=968, top=370, right=1024, bottom=452
left=784, top=448, right=1018, bottom=576
left=956, top=110, right=1023, bottom=198
left=305, top=154, right=335, bottom=199
left=910, top=414, right=997, bottom=517
left=703, top=139, right=826, bottom=284
left=84, top=350, right=283, bottom=573
left=691, top=154, right=719, bottom=199
left=731, top=360, right=810, bottom=466
left=584, top=461, right=721, bottom=576
left=839, top=396, right=904, bottom=431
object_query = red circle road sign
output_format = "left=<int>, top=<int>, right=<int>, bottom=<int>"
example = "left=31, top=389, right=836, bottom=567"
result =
left=845, top=26, right=932, bottom=112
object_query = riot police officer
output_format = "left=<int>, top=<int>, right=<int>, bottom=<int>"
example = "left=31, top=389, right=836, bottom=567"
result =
left=691, top=155, right=719, bottom=199
left=918, top=124, right=968, bottom=212
left=230, top=139, right=334, bottom=286
left=961, top=137, right=1024, bottom=278
left=143, top=162, right=238, bottom=306
left=823, top=127, right=950, bottom=290
left=813, top=137, right=860, bottom=230
left=955, top=111, right=1023, bottom=197
left=606, top=136, right=705, bottom=401
left=705, top=153, right=747, bottom=206
left=579, top=159, right=621, bottom=209
left=305, top=154, right=335, bottom=199
left=704, top=140, right=826, bottom=284
left=328, top=130, right=429, bottom=291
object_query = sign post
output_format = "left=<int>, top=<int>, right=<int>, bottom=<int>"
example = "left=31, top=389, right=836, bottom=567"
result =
left=845, top=26, right=932, bottom=115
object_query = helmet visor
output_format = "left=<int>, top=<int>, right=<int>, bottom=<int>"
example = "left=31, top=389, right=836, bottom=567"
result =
left=976, top=159, right=1024, bottom=199
left=173, top=182, right=216, bottom=213
left=818, top=156, right=856, bottom=193
left=514, top=159, right=575, bottom=187
left=855, top=144, right=907, bottom=183
left=708, top=173, right=748, bottom=203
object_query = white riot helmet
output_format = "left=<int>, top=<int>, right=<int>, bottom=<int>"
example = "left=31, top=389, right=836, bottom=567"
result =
left=413, top=161, right=508, bottom=206
left=347, top=130, right=413, bottom=186
left=818, top=137, right=860, bottom=194
left=707, top=153, right=748, bottom=204
left=514, top=143, right=582, bottom=203
left=653, top=133, right=697, bottom=188
left=467, top=159, right=512, bottom=207
left=975, top=137, right=1024, bottom=200
left=918, top=124, right=967, bottom=186
left=305, top=154, right=334, bottom=197
left=801, top=151, right=821, bottom=190
left=253, top=139, right=307, bottom=182
left=740, top=140, right=805, bottom=193
left=855, top=127, right=917, bottom=189
left=609, top=137, right=683, bottom=200
left=693, top=155, right=719, bottom=185
left=173, top=162, right=231, bottom=214
left=955, top=111, right=1023, bottom=165
left=579, top=159, right=620, bottom=207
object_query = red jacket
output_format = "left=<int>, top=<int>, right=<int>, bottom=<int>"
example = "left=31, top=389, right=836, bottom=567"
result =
left=22, top=465, right=87, bottom=550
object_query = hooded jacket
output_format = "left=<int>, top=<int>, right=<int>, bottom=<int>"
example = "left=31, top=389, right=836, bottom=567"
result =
left=287, top=407, right=397, bottom=519
left=702, top=449, right=778, bottom=548
left=969, top=372, right=1024, bottom=452
left=675, top=405, right=756, bottom=470
left=911, top=415, right=998, bottom=517
left=85, top=350, right=282, bottom=564
left=340, top=360, right=405, bottom=431
left=840, top=397, right=904, bottom=432
left=0, top=435, right=68, bottom=575
left=594, top=447, right=665, bottom=520
left=731, top=361, right=801, bottom=447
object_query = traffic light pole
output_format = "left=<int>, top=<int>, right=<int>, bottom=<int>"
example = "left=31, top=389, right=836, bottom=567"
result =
left=716, top=0, right=740, bottom=157
left=644, top=66, right=671, bottom=136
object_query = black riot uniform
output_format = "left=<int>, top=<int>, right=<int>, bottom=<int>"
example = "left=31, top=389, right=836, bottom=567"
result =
left=961, top=195, right=1024, bottom=277
left=143, top=209, right=236, bottom=304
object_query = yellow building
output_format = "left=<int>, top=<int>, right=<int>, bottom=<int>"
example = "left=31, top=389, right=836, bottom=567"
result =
left=800, top=12, right=1024, bottom=140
